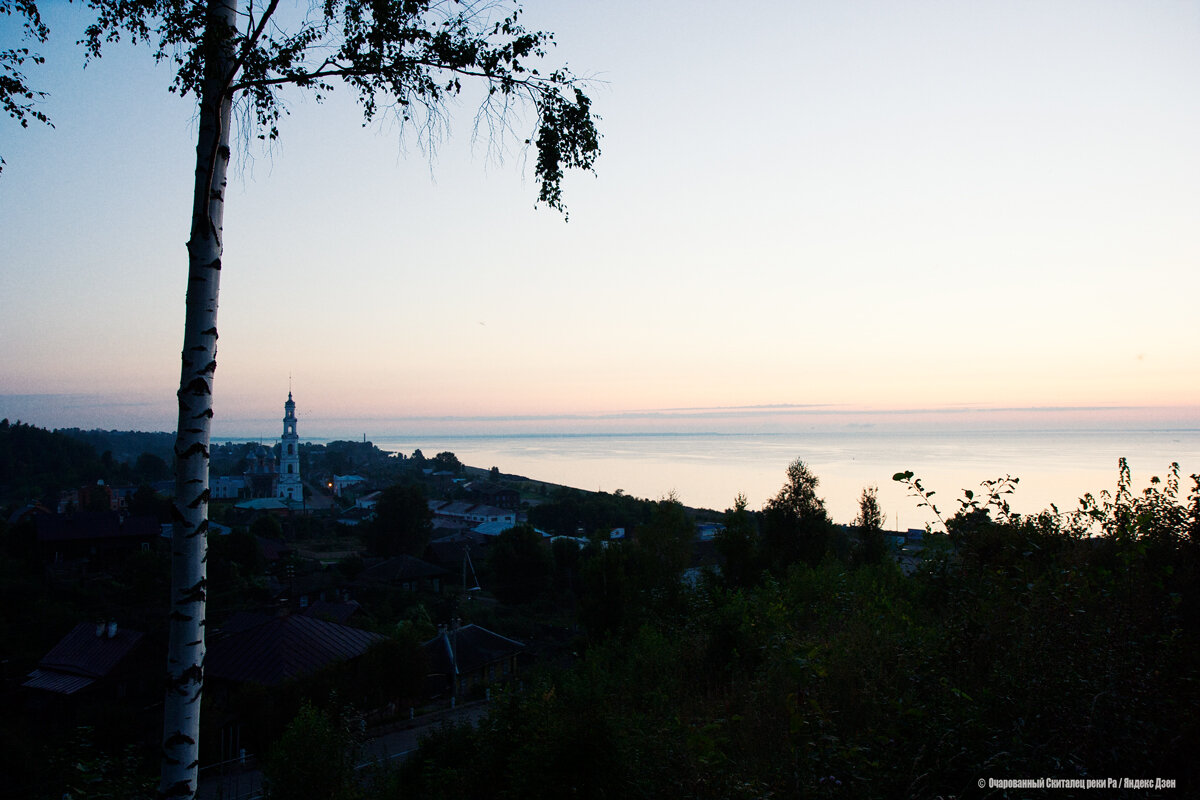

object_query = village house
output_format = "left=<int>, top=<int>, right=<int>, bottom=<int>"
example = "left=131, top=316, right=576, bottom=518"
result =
left=21, top=621, right=157, bottom=730
left=422, top=622, right=525, bottom=699
left=35, top=510, right=159, bottom=567
left=357, top=554, right=448, bottom=594
left=464, top=480, right=520, bottom=510
left=204, top=611, right=386, bottom=761
left=428, top=500, right=517, bottom=531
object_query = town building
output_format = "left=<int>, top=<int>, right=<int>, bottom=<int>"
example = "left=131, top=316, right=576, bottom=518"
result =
left=232, top=392, right=304, bottom=502
left=278, top=391, right=302, bottom=502
left=422, top=622, right=524, bottom=699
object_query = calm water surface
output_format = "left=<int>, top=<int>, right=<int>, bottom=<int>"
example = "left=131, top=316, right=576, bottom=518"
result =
left=362, top=429, right=1200, bottom=528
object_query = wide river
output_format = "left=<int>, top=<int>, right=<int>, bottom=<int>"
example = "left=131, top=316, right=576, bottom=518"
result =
left=353, top=428, right=1200, bottom=529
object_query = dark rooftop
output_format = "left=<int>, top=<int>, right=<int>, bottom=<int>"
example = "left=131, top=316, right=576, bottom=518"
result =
left=36, top=512, right=158, bottom=542
left=423, top=623, right=524, bottom=677
left=22, top=622, right=145, bottom=695
left=359, top=555, right=448, bottom=583
left=207, top=612, right=384, bottom=686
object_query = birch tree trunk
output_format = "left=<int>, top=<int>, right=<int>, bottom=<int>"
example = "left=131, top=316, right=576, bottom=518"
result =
left=161, top=2, right=236, bottom=797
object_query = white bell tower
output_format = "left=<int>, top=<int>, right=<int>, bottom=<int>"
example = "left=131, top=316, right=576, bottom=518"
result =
left=279, top=390, right=302, bottom=502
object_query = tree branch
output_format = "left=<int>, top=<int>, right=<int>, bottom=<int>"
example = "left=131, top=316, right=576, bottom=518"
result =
left=221, top=0, right=280, bottom=99
left=226, top=60, right=562, bottom=98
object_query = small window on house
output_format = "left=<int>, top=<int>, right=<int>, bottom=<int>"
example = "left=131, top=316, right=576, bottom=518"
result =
left=141, top=542, right=150, bottom=552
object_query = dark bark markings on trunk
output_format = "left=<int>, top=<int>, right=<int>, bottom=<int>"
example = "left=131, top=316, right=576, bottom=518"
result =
left=161, top=2, right=237, bottom=798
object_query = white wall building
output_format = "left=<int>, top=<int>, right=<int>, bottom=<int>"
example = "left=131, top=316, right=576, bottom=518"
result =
left=278, top=391, right=302, bottom=502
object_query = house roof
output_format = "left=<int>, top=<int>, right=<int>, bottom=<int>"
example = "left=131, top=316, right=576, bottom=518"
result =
left=466, top=481, right=517, bottom=496
left=235, top=498, right=291, bottom=511
left=36, top=512, right=158, bottom=543
left=425, top=532, right=489, bottom=567
left=7, top=503, right=50, bottom=526
left=360, top=555, right=448, bottom=583
left=207, top=612, right=384, bottom=686
left=422, top=624, right=524, bottom=677
left=432, top=517, right=472, bottom=533
left=257, top=537, right=293, bottom=561
left=473, top=520, right=520, bottom=537
left=22, top=669, right=96, bottom=694
left=302, top=600, right=361, bottom=625
left=23, top=622, right=145, bottom=695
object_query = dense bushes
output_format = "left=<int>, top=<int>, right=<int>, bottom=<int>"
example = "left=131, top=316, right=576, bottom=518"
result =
left=389, top=462, right=1200, bottom=798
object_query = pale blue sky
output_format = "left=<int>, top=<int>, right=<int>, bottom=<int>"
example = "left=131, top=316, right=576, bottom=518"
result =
left=1, top=0, right=1198, bottom=438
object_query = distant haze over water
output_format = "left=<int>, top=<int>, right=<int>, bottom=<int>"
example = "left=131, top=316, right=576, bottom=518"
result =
left=340, top=428, right=1197, bottom=529
left=196, top=406, right=1200, bottom=527
left=6, top=396, right=1196, bottom=527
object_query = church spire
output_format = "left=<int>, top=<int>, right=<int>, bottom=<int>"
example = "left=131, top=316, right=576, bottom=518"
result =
left=279, top=389, right=302, bottom=502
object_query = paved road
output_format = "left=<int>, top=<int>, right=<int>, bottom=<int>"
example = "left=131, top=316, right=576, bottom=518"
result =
left=197, top=701, right=489, bottom=800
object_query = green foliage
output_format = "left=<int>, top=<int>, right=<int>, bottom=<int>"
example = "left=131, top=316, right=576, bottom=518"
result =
left=368, top=482, right=434, bottom=557
left=715, top=494, right=758, bottom=589
left=127, top=483, right=171, bottom=520
left=0, top=419, right=104, bottom=503
left=321, top=439, right=392, bottom=476
left=550, top=535, right=582, bottom=595
left=527, top=486, right=654, bottom=537
left=249, top=513, right=283, bottom=541
left=354, top=633, right=428, bottom=711
left=761, top=458, right=834, bottom=572
left=133, top=451, right=169, bottom=481
left=263, top=703, right=360, bottom=800
left=852, top=485, right=887, bottom=566
left=431, top=451, right=463, bottom=474
left=56, top=429, right=175, bottom=466
left=398, top=460, right=1200, bottom=798
left=214, top=527, right=267, bottom=573
left=44, top=726, right=157, bottom=800
left=71, top=0, right=599, bottom=213
left=0, top=0, right=51, bottom=176
left=395, top=722, right=496, bottom=800
left=488, top=524, right=553, bottom=605
left=577, top=541, right=635, bottom=639
left=630, top=494, right=694, bottom=596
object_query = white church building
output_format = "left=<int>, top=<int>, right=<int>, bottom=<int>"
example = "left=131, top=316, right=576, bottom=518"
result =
left=278, top=391, right=303, bottom=502
left=212, top=392, right=303, bottom=503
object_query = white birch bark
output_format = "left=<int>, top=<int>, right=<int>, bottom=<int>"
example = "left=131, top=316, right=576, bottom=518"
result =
left=161, top=2, right=237, bottom=797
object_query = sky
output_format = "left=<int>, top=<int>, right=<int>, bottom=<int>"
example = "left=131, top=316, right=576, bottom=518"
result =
left=1, top=0, right=1198, bottom=439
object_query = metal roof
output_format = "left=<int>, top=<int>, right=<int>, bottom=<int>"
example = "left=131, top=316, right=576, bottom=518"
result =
left=207, top=613, right=384, bottom=686
left=360, top=555, right=448, bottom=583
left=36, top=512, right=159, bottom=542
left=22, top=669, right=95, bottom=695
left=21, top=622, right=145, bottom=694
left=36, top=622, right=145, bottom=678
left=423, top=624, right=524, bottom=677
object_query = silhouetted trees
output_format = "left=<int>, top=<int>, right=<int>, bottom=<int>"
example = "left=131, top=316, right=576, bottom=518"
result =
left=760, top=458, right=834, bottom=572
left=389, top=462, right=1200, bottom=800
left=853, top=485, right=887, bottom=565
left=368, top=483, right=434, bottom=558
left=487, top=524, right=553, bottom=605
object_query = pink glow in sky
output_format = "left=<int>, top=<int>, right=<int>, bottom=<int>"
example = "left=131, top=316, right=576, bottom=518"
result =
left=1, top=1, right=1198, bottom=436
